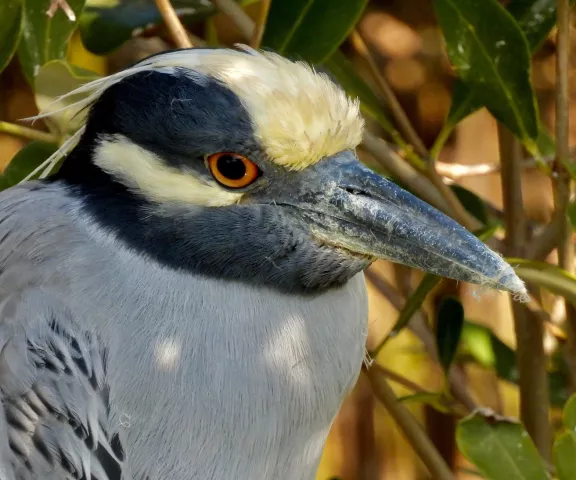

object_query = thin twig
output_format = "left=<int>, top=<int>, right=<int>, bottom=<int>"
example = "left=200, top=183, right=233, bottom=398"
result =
left=426, top=167, right=480, bottom=230
left=250, top=0, right=271, bottom=48
left=351, top=30, right=428, bottom=159
left=436, top=154, right=560, bottom=180
left=371, top=363, right=432, bottom=395
left=188, top=32, right=207, bottom=47
left=499, top=126, right=525, bottom=256
left=498, top=124, right=551, bottom=460
left=0, top=121, right=59, bottom=144
left=212, top=0, right=254, bottom=41
left=46, top=0, right=76, bottom=21
left=365, top=367, right=454, bottom=480
left=155, top=0, right=193, bottom=48
left=555, top=0, right=576, bottom=395
left=364, top=269, right=478, bottom=413
left=526, top=211, right=565, bottom=260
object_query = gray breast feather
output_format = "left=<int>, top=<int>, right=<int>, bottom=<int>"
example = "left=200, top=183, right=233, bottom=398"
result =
left=0, top=287, right=123, bottom=480
left=0, top=182, right=369, bottom=480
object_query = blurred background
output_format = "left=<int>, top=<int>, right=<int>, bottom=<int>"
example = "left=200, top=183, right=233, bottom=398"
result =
left=1, top=0, right=575, bottom=478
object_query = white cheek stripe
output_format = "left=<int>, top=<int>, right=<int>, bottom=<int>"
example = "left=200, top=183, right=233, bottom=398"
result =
left=93, top=134, right=242, bottom=207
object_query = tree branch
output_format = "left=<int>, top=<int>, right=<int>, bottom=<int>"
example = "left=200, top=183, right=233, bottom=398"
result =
left=555, top=0, right=576, bottom=396
left=526, top=211, right=564, bottom=260
left=0, top=121, right=59, bottom=144
left=498, top=124, right=551, bottom=460
left=365, top=367, right=454, bottom=480
left=436, top=154, right=559, bottom=180
left=155, top=0, right=193, bottom=48
left=250, top=0, right=271, bottom=48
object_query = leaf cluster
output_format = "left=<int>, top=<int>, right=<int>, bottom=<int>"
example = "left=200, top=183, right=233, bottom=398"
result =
left=1, top=0, right=576, bottom=478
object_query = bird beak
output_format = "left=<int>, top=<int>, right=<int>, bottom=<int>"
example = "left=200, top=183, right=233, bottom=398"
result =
left=282, top=151, right=525, bottom=296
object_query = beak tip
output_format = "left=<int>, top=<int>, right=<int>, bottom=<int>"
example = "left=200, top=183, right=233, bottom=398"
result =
left=496, top=266, right=528, bottom=300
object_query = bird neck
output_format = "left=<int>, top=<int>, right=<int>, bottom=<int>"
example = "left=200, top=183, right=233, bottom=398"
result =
left=55, top=147, right=370, bottom=294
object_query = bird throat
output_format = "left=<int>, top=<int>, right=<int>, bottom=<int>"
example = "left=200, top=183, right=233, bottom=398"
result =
left=55, top=155, right=370, bottom=294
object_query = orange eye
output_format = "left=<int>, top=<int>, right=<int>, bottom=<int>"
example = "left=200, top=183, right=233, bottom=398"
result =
left=206, top=152, right=261, bottom=189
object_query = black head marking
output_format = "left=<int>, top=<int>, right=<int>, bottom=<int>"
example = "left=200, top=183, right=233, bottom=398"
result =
left=56, top=69, right=258, bottom=187
left=54, top=68, right=368, bottom=293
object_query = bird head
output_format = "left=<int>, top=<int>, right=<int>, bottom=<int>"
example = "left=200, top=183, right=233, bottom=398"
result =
left=40, top=46, right=526, bottom=296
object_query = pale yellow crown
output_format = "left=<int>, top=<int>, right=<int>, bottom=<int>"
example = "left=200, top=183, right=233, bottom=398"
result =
left=34, top=46, right=364, bottom=173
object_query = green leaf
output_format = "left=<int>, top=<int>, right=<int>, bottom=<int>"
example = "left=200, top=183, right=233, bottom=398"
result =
left=262, top=0, right=368, bottom=64
left=507, top=0, right=575, bottom=52
left=17, top=0, right=86, bottom=83
left=445, top=81, right=479, bottom=133
left=450, top=184, right=490, bottom=226
left=535, top=126, right=556, bottom=157
left=0, top=0, right=23, bottom=74
left=397, top=392, right=452, bottom=414
left=460, top=321, right=496, bottom=367
left=34, top=59, right=100, bottom=134
left=461, top=320, right=570, bottom=407
left=457, top=411, right=548, bottom=480
left=568, top=203, right=576, bottom=233
left=0, top=141, right=58, bottom=191
left=508, top=258, right=576, bottom=306
left=438, top=0, right=563, bottom=151
left=79, top=0, right=242, bottom=55
left=323, top=50, right=394, bottom=133
left=388, top=274, right=442, bottom=340
left=433, top=0, right=539, bottom=144
left=436, top=296, right=465, bottom=373
left=563, top=394, right=576, bottom=431
left=555, top=432, right=576, bottom=480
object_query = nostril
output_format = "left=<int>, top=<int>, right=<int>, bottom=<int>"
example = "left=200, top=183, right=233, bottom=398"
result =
left=340, top=186, right=371, bottom=197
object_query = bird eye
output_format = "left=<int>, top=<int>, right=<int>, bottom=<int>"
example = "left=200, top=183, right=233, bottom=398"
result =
left=206, top=152, right=261, bottom=189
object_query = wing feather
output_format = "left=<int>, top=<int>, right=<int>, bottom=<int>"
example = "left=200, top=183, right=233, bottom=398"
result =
left=0, top=288, right=125, bottom=480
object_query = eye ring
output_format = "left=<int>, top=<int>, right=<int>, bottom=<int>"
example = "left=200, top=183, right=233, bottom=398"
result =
left=206, top=152, right=261, bottom=189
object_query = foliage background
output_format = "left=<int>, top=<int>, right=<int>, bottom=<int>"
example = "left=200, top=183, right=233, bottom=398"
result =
left=1, top=0, right=576, bottom=479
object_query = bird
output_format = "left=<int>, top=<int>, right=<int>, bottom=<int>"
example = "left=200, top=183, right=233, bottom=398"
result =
left=0, top=45, right=526, bottom=480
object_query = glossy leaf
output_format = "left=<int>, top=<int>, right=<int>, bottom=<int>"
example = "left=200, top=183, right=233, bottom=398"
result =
left=79, top=0, right=242, bottom=55
left=388, top=274, right=442, bottom=340
left=0, top=141, right=58, bottom=191
left=34, top=60, right=100, bottom=134
left=460, top=321, right=496, bottom=367
left=461, top=321, right=571, bottom=406
left=563, top=394, right=576, bottom=431
left=440, top=0, right=563, bottom=147
left=450, top=184, right=490, bottom=226
left=18, top=0, right=86, bottom=83
left=535, top=126, right=556, bottom=156
left=434, top=0, right=539, bottom=144
left=0, top=0, right=23, bottom=74
left=457, top=411, right=548, bottom=480
left=555, top=432, right=576, bottom=480
left=507, top=0, right=575, bottom=52
left=467, top=326, right=517, bottom=382
left=436, top=296, right=465, bottom=374
left=508, top=258, right=576, bottom=305
left=263, top=0, right=368, bottom=64
left=323, top=50, right=395, bottom=133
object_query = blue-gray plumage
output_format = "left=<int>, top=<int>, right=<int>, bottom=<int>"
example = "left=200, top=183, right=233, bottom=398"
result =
left=0, top=46, right=526, bottom=479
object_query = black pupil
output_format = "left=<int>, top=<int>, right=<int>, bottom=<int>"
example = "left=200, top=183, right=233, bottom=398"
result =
left=217, top=155, right=246, bottom=180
